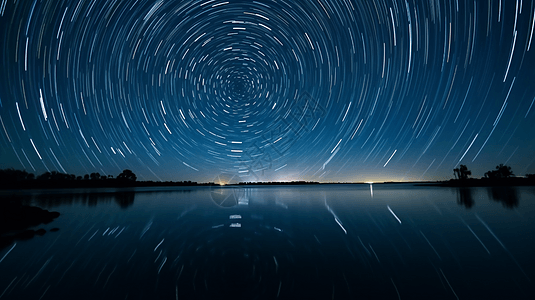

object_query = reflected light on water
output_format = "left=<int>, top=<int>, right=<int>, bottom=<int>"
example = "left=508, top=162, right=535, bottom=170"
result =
left=368, top=182, right=374, bottom=197
left=0, top=184, right=534, bottom=299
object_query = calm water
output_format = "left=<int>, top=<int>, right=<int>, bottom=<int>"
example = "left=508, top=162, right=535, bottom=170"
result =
left=0, top=184, right=534, bottom=299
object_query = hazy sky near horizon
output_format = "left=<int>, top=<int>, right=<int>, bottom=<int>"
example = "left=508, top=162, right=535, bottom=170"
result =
left=1, top=0, right=535, bottom=182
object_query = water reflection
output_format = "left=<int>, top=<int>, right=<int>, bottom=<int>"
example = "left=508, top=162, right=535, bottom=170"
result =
left=488, top=186, right=520, bottom=209
left=33, top=192, right=137, bottom=209
left=456, top=188, right=475, bottom=209
left=0, top=189, right=195, bottom=250
left=454, top=186, right=521, bottom=209
left=171, top=190, right=359, bottom=299
left=4, top=189, right=194, bottom=209
left=2, top=185, right=534, bottom=299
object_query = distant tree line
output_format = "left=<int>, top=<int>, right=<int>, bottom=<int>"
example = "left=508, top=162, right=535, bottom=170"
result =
left=0, top=168, right=137, bottom=182
left=0, top=168, right=137, bottom=189
left=0, top=168, right=216, bottom=189
left=483, top=164, right=514, bottom=179
left=451, top=163, right=535, bottom=186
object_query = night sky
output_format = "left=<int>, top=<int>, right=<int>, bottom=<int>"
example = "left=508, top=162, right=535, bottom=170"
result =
left=1, top=0, right=535, bottom=183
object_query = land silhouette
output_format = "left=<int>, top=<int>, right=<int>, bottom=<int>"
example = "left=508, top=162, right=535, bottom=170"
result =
left=1, top=164, right=534, bottom=191
left=444, top=164, right=535, bottom=187
left=0, top=168, right=217, bottom=189
left=0, top=197, right=60, bottom=249
left=447, top=164, right=526, bottom=210
left=0, top=168, right=328, bottom=189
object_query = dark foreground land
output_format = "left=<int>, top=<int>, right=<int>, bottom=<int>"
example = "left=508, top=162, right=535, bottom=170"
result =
left=0, top=198, right=60, bottom=249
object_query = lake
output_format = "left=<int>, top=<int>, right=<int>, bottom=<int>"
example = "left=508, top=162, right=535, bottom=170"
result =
left=0, top=184, right=534, bottom=299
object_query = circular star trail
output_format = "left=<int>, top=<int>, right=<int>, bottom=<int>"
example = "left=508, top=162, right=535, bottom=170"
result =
left=1, top=0, right=535, bottom=182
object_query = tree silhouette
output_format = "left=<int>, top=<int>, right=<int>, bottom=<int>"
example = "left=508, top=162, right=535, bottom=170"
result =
left=453, top=165, right=471, bottom=180
left=485, top=164, right=514, bottom=179
left=0, top=168, right=35, bottom=184
left=37, top=172, right=52, bottom=180
left=90, top=172, right=101, bottom=180
left=459, top=165, right=471, bottom=180
left=117, top=169, right=137, bottom=181
left=453, top=167, right=460, bottom=180
left=496, top=164, right=514, bottom=178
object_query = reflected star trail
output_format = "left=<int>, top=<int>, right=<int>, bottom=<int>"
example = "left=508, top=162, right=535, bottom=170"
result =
left=1, top=0, right=535, bottom=182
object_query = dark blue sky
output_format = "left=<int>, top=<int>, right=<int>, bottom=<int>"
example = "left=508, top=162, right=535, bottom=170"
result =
left=1, top=0, right=535, bottom=182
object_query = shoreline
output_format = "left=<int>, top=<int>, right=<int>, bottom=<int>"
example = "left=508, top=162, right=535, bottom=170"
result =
left=1, top=181, right=440, bottom=191
left=1, top=178, right=534, bottom=191
left=424, top=178, right=535, bottom=187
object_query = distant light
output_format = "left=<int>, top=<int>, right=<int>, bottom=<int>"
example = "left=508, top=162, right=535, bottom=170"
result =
left=366, top=182, right=374, bottom=184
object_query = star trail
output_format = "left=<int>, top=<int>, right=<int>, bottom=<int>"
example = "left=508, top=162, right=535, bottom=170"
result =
left=1, top=0, right=535, bottom=182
